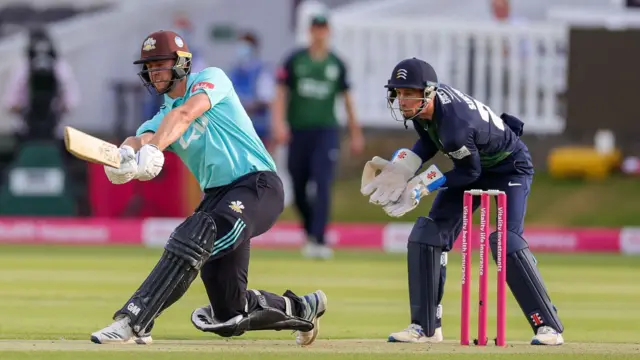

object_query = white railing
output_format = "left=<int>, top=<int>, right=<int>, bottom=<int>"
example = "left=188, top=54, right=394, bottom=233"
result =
left=297, top=1, right=569, bottom=134
left=332, top=19, right=568, bottom=134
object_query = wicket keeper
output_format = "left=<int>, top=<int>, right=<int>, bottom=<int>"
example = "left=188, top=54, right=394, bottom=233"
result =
left=361, top=58, right=564, bottom=345
left=90, top=30, right=327, bottom=345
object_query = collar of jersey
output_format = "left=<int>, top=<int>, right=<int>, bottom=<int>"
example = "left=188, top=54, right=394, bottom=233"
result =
left=162, top=73, right=198, bottom=108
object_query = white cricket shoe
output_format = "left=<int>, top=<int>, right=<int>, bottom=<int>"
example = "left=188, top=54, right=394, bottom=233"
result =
left=295, top=290, right=328, bottom=346
left=388, top=324, right=444, bottom=343
left=90, top=316, right=153, bottom=345
left=531, top=326, right=564, bottom=345
left=302, top=241, right=334, bottom=260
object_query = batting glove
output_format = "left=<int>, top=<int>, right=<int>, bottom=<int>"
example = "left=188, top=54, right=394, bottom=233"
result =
left=136, top=144, right=165, bottom=181
left=104, top=145, right=139, bottom=185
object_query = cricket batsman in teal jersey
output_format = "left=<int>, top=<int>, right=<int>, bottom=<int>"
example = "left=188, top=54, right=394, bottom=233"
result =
left=90, top=30, right=327, bottom=345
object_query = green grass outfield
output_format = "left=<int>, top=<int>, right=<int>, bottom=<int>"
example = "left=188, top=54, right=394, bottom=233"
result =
left=279, top=174, right=640, bottom=226
left=0, top=245, right=638, bottom=359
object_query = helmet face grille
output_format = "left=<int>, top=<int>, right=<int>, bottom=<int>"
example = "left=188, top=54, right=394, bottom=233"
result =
left=137, top=56, right=192, bottom=95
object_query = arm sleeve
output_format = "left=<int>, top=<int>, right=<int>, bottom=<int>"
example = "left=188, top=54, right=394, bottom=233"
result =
left=336, top=55, right=350, bottom=92
left=275, top=51, right=296, bottom=89
left=441, top=126, right=482, bottom=188
left=411, top=138, right=438, bottom=163
left=189, top=67, right=232, bottom=109
left=411, top=122, right=439, bottom=163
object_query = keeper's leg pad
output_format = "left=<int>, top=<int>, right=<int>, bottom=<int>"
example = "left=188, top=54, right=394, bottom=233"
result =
left=191, top=290, right=313, bottom=337
left=407, top=217, right=443, bottom=337
left=115, top=211, right=217, bottom=336
left=489, top=230, right=564, bottom=333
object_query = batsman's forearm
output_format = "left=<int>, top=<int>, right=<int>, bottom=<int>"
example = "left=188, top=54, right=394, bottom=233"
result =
left=121, top=133, right=153, bottom=152
left=121, top=136, right=143, bottom=151
left=148, top=109, right=192, bottom=151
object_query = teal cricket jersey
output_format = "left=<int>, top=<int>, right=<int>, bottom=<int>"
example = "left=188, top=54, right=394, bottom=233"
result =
left=136, top=67, right=276, bottom=190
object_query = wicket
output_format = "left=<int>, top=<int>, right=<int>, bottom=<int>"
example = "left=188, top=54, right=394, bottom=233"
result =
left=460, top=189, right=507, bottom=347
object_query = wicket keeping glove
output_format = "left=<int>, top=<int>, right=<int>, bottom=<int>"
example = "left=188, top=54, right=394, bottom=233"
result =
left=104, top=145, right=139, bottom=185
left=136, top=144, right=165, bottom=181
left=383, top=164, right=446, bottom=218
left=361, top=149, right=422, bottom=206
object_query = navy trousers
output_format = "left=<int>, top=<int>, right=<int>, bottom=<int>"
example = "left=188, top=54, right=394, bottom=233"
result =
left=287, top=128, right=340, bottom=245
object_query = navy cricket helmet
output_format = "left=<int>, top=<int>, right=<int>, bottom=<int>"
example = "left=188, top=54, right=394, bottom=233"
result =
left=385, top=57, right=439, bottom=125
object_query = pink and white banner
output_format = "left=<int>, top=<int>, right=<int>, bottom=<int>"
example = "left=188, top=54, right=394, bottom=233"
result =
left=0, top=217, right=634, bottom=254
left=382, top=224, right=621, bottom=253
left=0, top=217, right=141, bottom=245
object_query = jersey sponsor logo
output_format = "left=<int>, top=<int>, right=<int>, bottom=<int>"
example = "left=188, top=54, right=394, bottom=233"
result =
left=178, top=117, right=209, bottom=150
left=191, top=81, right=214, bottom=93
left=448, top=145, right=471, bottom=159
left=297, top=78, right=332, bottom=99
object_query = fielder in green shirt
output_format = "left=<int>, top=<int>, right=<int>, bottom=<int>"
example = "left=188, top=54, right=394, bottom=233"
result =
left=272, top=14, right=364, bottom=259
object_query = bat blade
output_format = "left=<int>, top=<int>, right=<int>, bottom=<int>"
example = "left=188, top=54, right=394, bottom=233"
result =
left=64, top=126, right=120, bottom=168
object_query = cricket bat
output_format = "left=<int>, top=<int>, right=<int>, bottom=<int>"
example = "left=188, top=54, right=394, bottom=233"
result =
left=64, top=126, right=121, bottom=168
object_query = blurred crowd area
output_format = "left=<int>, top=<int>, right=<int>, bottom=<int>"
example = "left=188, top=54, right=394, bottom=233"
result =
left=0, top=0, right=638, bottom=218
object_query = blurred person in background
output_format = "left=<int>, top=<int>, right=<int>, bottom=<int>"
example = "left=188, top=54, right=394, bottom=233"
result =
left=4, top=25, right=79, bottom=144
left=272, top=14, right=364, bottom=260
left=228, top=31, right=275, bottom=151
left=491, top=0, right=510, bottom=22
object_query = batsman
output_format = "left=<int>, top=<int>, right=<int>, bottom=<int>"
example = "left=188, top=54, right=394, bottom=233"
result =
left=361, top=58, right=564, bottom=345
left=89, top=30, right=327, bottom=345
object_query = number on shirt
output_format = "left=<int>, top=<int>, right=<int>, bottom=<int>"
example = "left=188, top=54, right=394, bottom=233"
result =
left=472, top=99, right=504, bottom=131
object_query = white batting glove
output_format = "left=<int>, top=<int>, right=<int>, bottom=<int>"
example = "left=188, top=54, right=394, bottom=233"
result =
left=104, top=145, right=139, bottom=185
left=136, top=144, right=164, bottom=181
left=383, top=165, right=446, bottom=218
left=361, top=149, right=422, bottom=206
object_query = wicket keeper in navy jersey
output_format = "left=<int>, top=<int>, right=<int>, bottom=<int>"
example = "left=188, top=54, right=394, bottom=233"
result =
left=361, top=58, right=564, bottom=345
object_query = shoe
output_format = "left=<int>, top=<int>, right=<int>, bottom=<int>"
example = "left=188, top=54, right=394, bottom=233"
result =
left=302, top=241, right=334, bottom=260
left=388, top=323, right=444, bottom=343
left=90, top=316, right=152, bottom=345
left=531, top=326, right=564, bottom=345
left=295, top=290, right=328, bottom=346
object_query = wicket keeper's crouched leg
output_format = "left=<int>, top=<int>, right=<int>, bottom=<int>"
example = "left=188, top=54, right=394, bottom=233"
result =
left=388, top=188, right=465, bottom=344
left=91, top=171, right=327, bottom=346
left=389, top=172, right=564, bottom=345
